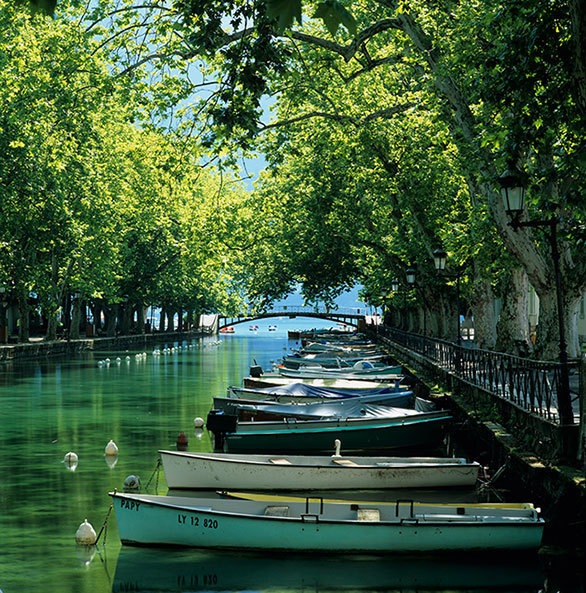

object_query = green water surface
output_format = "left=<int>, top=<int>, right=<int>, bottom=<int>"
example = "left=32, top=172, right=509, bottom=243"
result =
left=0, top=320, right=574, bottom=592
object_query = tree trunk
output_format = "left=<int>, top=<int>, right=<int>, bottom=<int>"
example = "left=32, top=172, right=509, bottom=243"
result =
left=45, top=307, right=58, bottom=341
left=496, top=268, right=531, bottom=356
left=137, top=305, right=145, bottom=334
left=167, top=310, right=174, bottom=332
left=105, top=304, right=117, bottom=337
left=16, top=287, right=30, bottom=343
left=159, top=308, right=166, bottom=332
left=70, top=298, right=81, bottom=340
left=472, top=279, right=497, bottom=349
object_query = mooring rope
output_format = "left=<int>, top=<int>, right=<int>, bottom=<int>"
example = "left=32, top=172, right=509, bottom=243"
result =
left=94, top=504, right=113, bottom=545
left=144, top=458, right=162, bottom=493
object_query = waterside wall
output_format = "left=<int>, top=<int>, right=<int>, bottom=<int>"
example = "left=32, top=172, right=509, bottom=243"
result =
left=0, top=330, right=209, bottom=363
left=375, top=332, right=585, bottom=554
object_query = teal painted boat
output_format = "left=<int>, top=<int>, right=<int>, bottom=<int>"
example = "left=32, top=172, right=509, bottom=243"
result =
left=110, top=492, right=545, bottom=553
left=209, top=408, right=451, bottom=453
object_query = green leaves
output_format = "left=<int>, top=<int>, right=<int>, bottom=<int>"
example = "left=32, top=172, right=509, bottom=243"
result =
left=313, top=0, right=356, bottom=36
left=265, top=0, right=302, bottom=33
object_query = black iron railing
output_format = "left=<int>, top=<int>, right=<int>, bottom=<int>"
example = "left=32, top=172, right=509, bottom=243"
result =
left=376, top=325, right=579, bottom=424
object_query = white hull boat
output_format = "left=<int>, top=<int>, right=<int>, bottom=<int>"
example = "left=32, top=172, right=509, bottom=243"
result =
left=159, top=450, right=481, bottom=490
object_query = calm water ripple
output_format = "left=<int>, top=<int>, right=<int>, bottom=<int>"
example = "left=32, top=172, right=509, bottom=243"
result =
left=0, top=320, right=582, bottom=592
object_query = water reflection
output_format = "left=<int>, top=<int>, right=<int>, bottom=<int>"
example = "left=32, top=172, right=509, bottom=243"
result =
left=112, top=546, right=545, bottom=592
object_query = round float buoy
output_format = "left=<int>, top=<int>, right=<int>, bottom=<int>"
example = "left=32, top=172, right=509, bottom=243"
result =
left=64, top=451, right=78, bottom=464
left=123, top=475, right=140, bottom=490
left=177, top=431, right=188, bottom=451
left=105, top=440, right=118, bottom=456
left=75, top=519, right=97, bottom=545
left=193, top=417, right=204, bottom=429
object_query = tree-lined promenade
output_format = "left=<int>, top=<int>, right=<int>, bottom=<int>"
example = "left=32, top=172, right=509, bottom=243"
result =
left=2, top=1, right=585, bottom=368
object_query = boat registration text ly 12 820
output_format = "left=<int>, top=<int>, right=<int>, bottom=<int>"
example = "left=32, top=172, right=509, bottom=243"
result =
left=178, top=514, right=219, bottom=529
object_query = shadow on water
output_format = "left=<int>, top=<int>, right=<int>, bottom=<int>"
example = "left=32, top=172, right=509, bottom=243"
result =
left=111, top=546, right=546, bottom=593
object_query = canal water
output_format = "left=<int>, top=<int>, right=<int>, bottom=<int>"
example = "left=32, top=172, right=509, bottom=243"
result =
left=0, top=319, right=581, bottom=592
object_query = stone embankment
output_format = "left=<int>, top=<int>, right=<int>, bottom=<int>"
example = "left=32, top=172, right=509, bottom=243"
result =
left=0, top=330, right=207, bottom=362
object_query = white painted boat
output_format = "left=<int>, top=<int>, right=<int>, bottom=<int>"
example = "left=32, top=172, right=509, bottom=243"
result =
left=110, top=492, right=545, bottom=552
left=159, top=450, right=481, bottom=490
left=243, top=376, right=396, bottom=390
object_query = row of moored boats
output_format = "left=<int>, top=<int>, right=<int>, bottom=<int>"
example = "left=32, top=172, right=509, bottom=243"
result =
left=110, top=329, right=545, bottom=553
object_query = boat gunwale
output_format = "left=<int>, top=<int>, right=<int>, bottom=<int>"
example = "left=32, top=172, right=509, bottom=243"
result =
left=110, top=492, right=544, bottom=527
left=158, top=449, right=480, bottom=471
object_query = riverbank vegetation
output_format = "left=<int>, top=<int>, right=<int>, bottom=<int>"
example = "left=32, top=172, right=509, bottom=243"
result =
left=3, top=0, right=586, bottom=360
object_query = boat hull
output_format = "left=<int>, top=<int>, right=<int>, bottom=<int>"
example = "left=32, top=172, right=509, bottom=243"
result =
left=222, top=413, right=451, bottom=453
left=110, top=493, right=544, bottom=553
left=159, top=450, right=481, bottom=490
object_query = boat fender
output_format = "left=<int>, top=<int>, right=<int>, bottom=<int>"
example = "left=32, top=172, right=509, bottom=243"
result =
left=105, top=440, right=118, bottom=456
left=75, top=519, right=97, bottom=545
left=177, top=431, right=188, bottom=450
left=123, top=475, right=140, bottom=490
left=193, top=417, right=204, bottom=428
left=64, top=451, right=78, bottom=465
left=332, top=439, right=342, bottom=458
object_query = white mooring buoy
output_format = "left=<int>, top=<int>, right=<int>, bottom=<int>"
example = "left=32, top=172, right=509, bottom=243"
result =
left=193, top=417, right=204, bottom=428
left=64, top=451, right=78, bottom=465
left=75, top=519, right=97, bottom=545
left=105, top=440, right=118, bottom=456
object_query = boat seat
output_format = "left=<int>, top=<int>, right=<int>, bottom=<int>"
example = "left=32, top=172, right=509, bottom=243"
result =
left=356, top=508, right=380, bottom=522
left=264, top=505, right=289, bottom=517
left=332, top=458, right=357, bottom=466
left=269, top=458, right=291, bottom=464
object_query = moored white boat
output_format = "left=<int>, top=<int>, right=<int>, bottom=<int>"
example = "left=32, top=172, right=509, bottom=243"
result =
left=242, top=376, right=396, bottom=390
left=110, top=492, right=545, bottom=552
left=159, top=450, right=481, bottom=490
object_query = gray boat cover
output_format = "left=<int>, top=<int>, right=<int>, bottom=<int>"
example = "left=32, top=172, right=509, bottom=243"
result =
left=234, top=402, right=422, bottom=420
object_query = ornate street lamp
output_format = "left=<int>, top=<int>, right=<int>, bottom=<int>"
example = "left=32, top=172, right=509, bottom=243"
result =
left=433, top=248, right=464, bottom=347
left=497, top=168, right=573, bottom=425
left=433, top=249, right=447, bottom=272
left=405, top=267, right=427, bottom=336
left=391, top=278, right=400, bottom=293
left=498, top=166, right=526, bottom=217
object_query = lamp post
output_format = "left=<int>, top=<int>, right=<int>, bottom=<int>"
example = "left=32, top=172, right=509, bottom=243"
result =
left=497, top=167, right=573, bottom=425
left=433, top=248, right=463, bottom=347
left=405, top=267, right=427, bottom=336
left=391, top=278, right=406, bottom=330
left=381, top=288, right=387, bottom=324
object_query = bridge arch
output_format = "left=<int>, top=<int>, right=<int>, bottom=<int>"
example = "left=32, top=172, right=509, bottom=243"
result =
left=218, top=306, right=366, bottom=331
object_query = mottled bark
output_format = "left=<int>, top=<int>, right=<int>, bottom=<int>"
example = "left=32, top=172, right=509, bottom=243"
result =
left=70, top=298, right=81, bottom=340
left=471, top=279, right=497, bottom=349
left=496, top=268, right=531, bottom=356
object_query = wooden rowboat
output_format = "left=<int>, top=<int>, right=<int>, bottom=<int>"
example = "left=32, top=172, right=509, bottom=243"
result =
left=207, top=407, right=452, bottom=453
left=158, top=449, right=481, bottom=490
left=110, top=492, right=545, bottom=552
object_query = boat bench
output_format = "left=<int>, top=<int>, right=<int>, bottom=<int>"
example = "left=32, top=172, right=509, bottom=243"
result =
left=264, top=505, right=289, bottom=517
left=356, top=508, right=380, bottom=522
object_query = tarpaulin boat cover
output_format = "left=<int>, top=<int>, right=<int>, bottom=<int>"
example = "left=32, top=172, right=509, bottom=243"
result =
left=234, top=402, right=423, bottom=420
